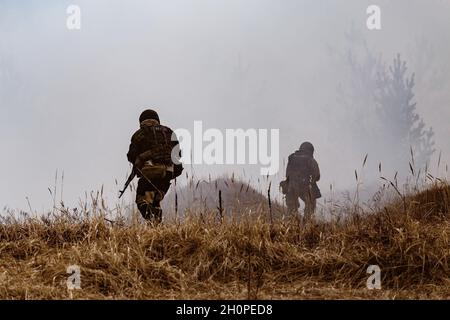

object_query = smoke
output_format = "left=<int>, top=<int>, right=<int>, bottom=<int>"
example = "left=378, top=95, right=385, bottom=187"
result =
left=1, top=0, right=449, bottom=211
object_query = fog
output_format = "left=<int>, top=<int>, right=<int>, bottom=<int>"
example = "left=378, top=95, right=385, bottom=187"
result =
left=1, top=0, right=449, bottom=212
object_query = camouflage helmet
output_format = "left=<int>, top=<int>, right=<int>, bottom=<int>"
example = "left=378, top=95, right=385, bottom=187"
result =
left=299, top=141, right=314, bottom=154
left=139, top=109, right=160, bottom=123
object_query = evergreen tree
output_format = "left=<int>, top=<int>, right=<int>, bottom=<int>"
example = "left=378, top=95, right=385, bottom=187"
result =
left=375, top=54, right=435, bottom=170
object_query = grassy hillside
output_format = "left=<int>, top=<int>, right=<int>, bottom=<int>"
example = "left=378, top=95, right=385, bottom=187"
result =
left=162, top=177, right=284, bottom=220
left=0, top=183, right=449, bottom=299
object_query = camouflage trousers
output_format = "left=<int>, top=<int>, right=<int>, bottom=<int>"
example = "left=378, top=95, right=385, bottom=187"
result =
left=136, top=176, right=171, bottom=224
left=286, top=186, right=316, bottom=223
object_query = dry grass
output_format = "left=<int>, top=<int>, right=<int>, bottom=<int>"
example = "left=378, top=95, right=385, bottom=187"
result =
left=0, top=183, right=449, bottom=300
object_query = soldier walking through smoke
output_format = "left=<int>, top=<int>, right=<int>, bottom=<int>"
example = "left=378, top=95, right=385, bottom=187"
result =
left=280, top=142, right=321, bottom=223
left=121, top=109, right=183, bottom=224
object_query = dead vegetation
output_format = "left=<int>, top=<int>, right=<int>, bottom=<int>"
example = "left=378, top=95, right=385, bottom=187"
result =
left=0, top=182, right=449, bottom=300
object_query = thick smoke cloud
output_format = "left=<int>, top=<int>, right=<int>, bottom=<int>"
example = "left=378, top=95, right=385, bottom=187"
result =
left=1, top=0, right=449, bottom=211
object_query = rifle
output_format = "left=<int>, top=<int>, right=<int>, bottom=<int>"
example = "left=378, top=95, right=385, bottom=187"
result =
left=119, top=167, right=136, bottom=199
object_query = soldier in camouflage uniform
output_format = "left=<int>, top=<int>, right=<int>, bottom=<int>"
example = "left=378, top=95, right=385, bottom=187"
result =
left=280, top=142, right=321, bottom=222
left=127, top=109, right=183, bottom=223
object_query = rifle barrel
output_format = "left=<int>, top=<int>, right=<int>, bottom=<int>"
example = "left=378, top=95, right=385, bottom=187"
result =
left=118, top=168, right=136, bottom=199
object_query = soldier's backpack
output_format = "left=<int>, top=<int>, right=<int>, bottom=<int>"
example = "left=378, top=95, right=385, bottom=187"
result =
left=286, top=154, right=313, bottom=186
left=133, top=122, right=183, bottom=181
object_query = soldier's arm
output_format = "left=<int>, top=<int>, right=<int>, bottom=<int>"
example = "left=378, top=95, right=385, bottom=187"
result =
left=127, top=142, right=137, bottom=164
left=165, top=128, right=178, bottom=159
left=311, top=159, right=320, bottom=181
left=168, top=128, right=184, bottom=176
left=285, top=155, right=294, bottom=179
left=168, top=128, right=179, bottom=150
left=127, top=131, right=141, bottom=165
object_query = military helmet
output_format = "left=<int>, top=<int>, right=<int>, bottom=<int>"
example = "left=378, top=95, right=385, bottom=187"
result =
left=139, top=109, right=160, bottom=123
left=299, top=141, right=314, bottom=154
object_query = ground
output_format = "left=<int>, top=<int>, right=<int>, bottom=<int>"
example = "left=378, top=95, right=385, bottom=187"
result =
left=0, top=183, right=449, bottom=300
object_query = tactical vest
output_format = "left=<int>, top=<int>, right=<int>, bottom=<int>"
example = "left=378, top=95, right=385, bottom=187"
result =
left=287, top=154, right=314, bottom=186
left=132, top=123, right=177, bottom=180
left=133, top=124, right=174, bottom=165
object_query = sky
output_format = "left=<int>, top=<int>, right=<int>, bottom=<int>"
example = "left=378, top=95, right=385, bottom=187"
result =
left=1, top=0, right=450, bottom=212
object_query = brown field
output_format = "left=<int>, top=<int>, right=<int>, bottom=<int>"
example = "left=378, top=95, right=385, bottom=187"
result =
left=0, top=182, right=449, bottom=300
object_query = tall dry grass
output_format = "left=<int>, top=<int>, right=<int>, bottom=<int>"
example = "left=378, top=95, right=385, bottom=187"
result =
left=0, top=180, right=449, bottom=299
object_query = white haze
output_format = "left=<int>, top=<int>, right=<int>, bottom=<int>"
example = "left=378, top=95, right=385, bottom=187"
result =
left=1, top=0, right=449, bottom=212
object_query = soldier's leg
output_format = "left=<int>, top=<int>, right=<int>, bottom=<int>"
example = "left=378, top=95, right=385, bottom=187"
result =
left=286, top=188, right=300, bottom=213
left=136, top=178, right=165, bottom=224
left=148, top=177, right=171, bottom=223
left=136, top=178, right=153, bottom=220
left=301, top=191, right=316, bottom=224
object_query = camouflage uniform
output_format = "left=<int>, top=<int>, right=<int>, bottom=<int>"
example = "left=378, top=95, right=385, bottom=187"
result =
left=281, top=142, right=321, bottom=222
left=127, top=116, right=183, bottom=223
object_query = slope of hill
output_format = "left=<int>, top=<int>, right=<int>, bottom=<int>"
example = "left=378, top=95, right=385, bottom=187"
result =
left=162, top=177, right=285, bottom=220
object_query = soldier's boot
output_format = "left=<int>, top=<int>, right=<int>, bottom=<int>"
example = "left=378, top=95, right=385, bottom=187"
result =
left=137, top=191, right=164, bottom=225
left=145, top=205, right=163, bottom=225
